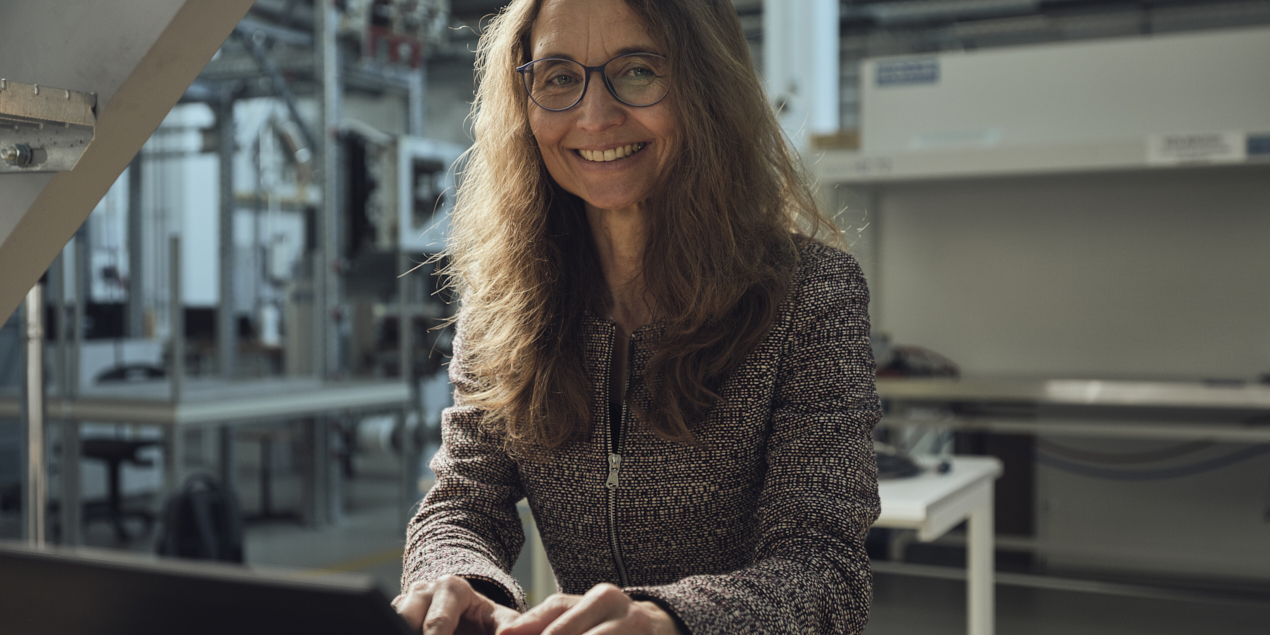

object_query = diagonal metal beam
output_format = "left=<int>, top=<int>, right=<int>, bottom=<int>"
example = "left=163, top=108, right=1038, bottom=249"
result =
left=0, top=0, right=257, bottom=322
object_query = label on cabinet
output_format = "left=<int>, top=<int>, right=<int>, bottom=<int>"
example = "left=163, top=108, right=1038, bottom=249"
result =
left=1147, top=132, right=1247, bottom=165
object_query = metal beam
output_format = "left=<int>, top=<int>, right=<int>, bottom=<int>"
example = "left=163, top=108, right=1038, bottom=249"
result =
left=0, top=0, right=258, bottom=323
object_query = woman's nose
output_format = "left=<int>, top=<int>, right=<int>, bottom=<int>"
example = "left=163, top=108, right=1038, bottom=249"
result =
left=575, top=76, right=625, bottom=132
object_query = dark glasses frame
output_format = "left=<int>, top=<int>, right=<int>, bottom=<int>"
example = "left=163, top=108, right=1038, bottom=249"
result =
left=515, top=52, right=670, bottom=112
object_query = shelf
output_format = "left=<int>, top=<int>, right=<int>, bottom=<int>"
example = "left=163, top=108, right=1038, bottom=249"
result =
left=811, top=137, right=1270, bottom=184
left=0, top=377, right=411, bottom=426
left=876, top=377, right=1270, bottom=412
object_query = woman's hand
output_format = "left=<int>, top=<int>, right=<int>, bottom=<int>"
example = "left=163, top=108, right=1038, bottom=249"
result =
left=392, top=575, right=521, bottom=635
left=497, top=583, right=684, bottom=635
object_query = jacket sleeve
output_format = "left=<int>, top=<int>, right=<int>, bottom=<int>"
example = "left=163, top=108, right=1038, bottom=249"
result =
left=401, top=325, right=529, bottom=612
left=626, top=249, right=882, bottom=634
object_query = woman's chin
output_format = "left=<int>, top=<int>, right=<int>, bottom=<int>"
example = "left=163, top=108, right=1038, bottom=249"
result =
left=573, top=183, right=653, bottom=214
left=579, top=195, right=647, bottom=215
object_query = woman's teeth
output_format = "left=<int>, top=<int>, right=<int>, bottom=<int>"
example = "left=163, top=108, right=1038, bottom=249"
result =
left=578, top=143, right=646, bottom=162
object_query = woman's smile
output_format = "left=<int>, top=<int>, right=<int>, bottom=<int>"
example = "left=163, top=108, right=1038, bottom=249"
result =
left=573, top=142, right=649, bottom=163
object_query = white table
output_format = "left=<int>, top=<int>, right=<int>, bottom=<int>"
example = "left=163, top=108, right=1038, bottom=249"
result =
left=874, top=455, right=1004, bottom=635
left=3, top=377, right=413, bottom=539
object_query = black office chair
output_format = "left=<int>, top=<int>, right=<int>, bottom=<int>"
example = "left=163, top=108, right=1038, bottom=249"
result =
left=81, top=358, right=168, bottom=543
left=81, top=437, right=160, bottom=543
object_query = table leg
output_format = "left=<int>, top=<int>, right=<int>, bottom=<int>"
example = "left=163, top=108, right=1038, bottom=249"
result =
left=399, top=408, right=417, bottom=531
left=163, top=426, right=184, bottom=501
left=301, top=417, right=319, bottom=527
left=327, top=417, right=343, bottom=525
left=218, top=426, right=236, bottom=494
left=967, top=487, right=995, bottom=635
left=530, top=519, right=553, bottom=606
left=59, top=419, right=81, bottom=545
left=302, top=417, right=332, bottom=527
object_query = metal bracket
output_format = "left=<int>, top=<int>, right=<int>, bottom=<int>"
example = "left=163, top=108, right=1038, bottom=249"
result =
left=0, top=78, right=97, bottom=173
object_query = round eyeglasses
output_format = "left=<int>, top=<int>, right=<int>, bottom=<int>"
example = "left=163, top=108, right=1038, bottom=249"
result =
left=516, top=52, right=670, bottom=112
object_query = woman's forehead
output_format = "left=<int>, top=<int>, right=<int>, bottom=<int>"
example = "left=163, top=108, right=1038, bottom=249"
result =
left=530, top=0, right=660, bottom=61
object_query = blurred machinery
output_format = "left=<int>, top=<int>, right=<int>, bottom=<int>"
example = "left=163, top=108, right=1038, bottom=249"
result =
left=339, top=129, right=462, bottom=382
left=340, top=0, right=451, bottom=68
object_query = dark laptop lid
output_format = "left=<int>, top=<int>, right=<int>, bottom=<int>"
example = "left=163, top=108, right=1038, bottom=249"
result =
left=0, top=541, right=414, bottom=635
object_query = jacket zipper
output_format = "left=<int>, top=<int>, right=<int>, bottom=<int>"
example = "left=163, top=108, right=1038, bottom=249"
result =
left=607, top=336, right=632, bottom=588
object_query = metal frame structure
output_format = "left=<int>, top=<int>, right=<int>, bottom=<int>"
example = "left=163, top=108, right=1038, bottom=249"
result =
left=5, top=0, right=450, bottom=546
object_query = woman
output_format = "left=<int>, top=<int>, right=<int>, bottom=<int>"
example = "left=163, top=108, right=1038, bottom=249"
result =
left=393, top=0, right=880, bottom=633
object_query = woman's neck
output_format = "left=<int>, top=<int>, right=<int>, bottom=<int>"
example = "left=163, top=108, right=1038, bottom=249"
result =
left=585, top=202, right=654, bottom=335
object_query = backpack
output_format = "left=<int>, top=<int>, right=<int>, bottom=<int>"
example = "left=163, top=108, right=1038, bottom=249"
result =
left=156, top=474, right=244, bottom=563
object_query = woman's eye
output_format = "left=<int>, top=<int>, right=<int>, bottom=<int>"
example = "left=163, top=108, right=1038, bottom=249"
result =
left=548, top=73, right=576, bottom=86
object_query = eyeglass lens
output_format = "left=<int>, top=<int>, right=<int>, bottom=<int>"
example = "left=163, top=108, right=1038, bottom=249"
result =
left=523, top=54, right=669, bottom=111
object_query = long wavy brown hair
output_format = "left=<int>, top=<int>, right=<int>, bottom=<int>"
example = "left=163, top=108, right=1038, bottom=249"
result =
left=443, top=0, right=840, bottom=456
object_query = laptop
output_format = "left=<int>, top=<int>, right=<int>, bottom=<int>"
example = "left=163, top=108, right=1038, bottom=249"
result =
left=0, top=541, right=413, bottom=635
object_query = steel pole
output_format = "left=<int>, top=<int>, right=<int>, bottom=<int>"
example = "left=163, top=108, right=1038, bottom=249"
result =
left=24, top=282, right=46, bottom=547
left=217, top=94, right=237, bottom=379
left=51, top=251, right=80, bottom=545
left=317, top=0, right=343, bottom=379
left=128, top=155, right=145, bottom=338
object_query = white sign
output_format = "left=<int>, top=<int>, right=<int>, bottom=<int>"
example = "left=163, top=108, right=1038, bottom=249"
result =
left=1147, top=132, right=1247, bottom=165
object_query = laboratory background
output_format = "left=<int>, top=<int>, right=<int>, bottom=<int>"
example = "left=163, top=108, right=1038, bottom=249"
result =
left=1, top=1, right=1269, bottom=634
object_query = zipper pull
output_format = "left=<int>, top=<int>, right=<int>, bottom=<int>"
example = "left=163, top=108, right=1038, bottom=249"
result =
left=606, top=453, right=622, bottom=490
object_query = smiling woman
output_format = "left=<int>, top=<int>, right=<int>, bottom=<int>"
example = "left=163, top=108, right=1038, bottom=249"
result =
left=396, top=1, right=881, bottom=634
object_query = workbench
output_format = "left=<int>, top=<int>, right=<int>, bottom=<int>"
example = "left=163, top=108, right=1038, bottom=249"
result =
left=2, top=377, right=413, bottom=543
left=877, top=377, right=1270, bottom=442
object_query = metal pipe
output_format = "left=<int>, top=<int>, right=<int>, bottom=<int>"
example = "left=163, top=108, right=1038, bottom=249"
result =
left=317, top=0, right=343, bottom=379
left=170, top=236, right=184, bottom=402
left=128, top=155, right=145, bottom=338
left=407, top=65, right=425, bottom=137
left=71, top=228, right=85, bottom=401
left=24, top=282, right=46, bottom=548
left=166, top=235, right=185, bottom=502
left=217, top=93, right=236, bottom=379
left=50, top=254, right=66, bottom=398
left=51, top=251, right=80, bottom=546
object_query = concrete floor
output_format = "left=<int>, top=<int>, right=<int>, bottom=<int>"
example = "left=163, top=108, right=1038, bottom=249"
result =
left=239, top=473, right=410, bottom=596
left=867, top=572, right=1270, bottom=634
left=3, top=448, right=528, bottom=600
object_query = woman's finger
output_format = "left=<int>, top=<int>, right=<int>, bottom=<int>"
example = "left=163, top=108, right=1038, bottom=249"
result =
left=497, top=593, right=580, bottom=635
left=577, top=621, right=628, bottom=635
left=422, top=581, right=469, bottom=635
left=527, top=584, right=630, bottom=635
left=395, top=582, right=435, bottom=631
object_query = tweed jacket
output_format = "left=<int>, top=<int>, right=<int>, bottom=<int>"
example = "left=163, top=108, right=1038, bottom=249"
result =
left=402, top=237, right=881, bottom=634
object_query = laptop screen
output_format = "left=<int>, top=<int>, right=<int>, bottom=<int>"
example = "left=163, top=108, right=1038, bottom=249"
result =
left=0, top=541, right=413, bottom=635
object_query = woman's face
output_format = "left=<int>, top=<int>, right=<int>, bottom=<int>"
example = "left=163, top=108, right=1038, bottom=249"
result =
left=527, top=0, right=676, bottom=215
